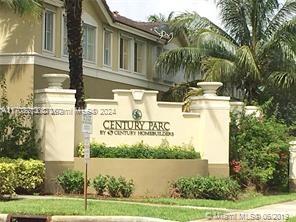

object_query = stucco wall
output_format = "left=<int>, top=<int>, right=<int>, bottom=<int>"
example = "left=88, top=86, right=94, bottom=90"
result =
left=75, top=90, right=200, bottom=149
left=0, top=64, right=34, bottom=105
left=74, top=158, right=208, bottom=196
left=0, top=9, right=40, bottom=53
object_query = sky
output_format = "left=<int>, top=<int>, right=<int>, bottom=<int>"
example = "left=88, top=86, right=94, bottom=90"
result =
left=106, top=0, right=221, bottom=25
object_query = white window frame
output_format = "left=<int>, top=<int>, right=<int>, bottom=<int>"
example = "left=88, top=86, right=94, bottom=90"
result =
left=133, top=39, right=146, bottom=75
left=82, top=23, right=97, bottom=63
left=103, top=28, right=113, bottom=68
left=42, top=9, right=55, bottom=55
left=118, top=34, right=132, bottom=72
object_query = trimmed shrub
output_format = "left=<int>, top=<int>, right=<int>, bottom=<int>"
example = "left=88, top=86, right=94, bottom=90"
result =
left=0, top=162, right=16, bottom=197
left=171, top=176, right=240, bottom=200
left=118, top=176, right=134, bottom=198
left=92, top=175, right=108, bottom=196
left=0, top=159, right=44, bottom=196
left=15, top=159, right=45, bottom=194
left=92, top=175, right=135, bottom=198
left=76, top=142, right=200, bottom=159
left=230, top=111, right=290, bottom=191
left=106, top=176, right=121, bottom=197
left=57, top=170, right=85, bottom=194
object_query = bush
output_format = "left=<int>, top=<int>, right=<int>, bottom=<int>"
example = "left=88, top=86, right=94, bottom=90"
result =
left=0, top=80, right=39, bottom=159
left=15, top=159, right=45, bottom=194
left=92, top=175, right=134, bottom=198
left=230, top=111, right=290, bottom=191
left=0, top=162, right=16, bottom=197
left=118, top=176, right=134, bottom=198
left=171, top=176, right=240, bottom=200
left=92, top=175, right=108, bottom=196
left=57, top=170, right=85, bottom=194
left=0, top=159, right=45, bottom=196
left=76, top=141, right=200, bottom=159
left=106, top=176, right=122, bottom=197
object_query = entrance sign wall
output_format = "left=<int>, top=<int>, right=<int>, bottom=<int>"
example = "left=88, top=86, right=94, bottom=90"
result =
left=75, top=89, right=200, bottom=148
left=35, top=74, right=231, bottom=195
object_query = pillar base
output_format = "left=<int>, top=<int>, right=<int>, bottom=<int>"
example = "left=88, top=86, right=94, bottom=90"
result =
left=289, top=179, right=296, bottom=192
left=44, top=161, right=74, bottom=194
left=208, top=164, right=229, bottom=177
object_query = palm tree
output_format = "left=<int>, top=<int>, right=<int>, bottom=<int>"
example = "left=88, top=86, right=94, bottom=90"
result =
left=0, top=0, right=42, bottom=16
left=156, top=0, right=296, bottom=103
left=148, top=12, right=175, bottom=23
left=64, top=0, right=85, bottom=109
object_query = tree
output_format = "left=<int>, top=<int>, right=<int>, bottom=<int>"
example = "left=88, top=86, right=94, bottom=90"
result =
left=64, top=0, right=85, bottom=109
left=0, top=0, right=42, bottom=16
left=156, top=0, right=296, bottom=103
left=148, top=12, right=175, bottom=23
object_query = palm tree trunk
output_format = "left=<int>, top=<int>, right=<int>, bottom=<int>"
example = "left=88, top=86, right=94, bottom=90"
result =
left=65, top=0, right=85, bottom=109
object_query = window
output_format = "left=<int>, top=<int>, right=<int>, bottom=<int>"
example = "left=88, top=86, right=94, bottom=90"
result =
left=104, top=30, right=112, bottom=66
left=43, top=10, right=54, bottom=52
left=119, top=37, right=130, bottom=70
left=82, top=24, right=96, bottom=62
left=134, top=41, right=144, bottom=73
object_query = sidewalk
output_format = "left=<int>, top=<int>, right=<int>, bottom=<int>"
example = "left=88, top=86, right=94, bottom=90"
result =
left=192, top=200, right=296, bottom=222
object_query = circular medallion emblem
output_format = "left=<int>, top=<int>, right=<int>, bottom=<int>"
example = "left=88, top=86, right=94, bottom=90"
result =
left=132, top=109, right=142, bottom=121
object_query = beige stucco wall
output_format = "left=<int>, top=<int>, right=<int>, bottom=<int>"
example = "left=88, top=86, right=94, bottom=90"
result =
left=75, top=90, right=200, bottom=150
left=34, top=65, right=142, bottom=100
left=0, top=9, right=40, bottom=53
left=0, top=64, right=34, bottom=106
left=74, top=158, right=208, bottom=196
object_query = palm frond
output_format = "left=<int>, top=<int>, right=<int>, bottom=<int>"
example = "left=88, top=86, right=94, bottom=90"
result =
left=260, top=18, right=296, bottom=65
left=191, top=29, right=238, bottom=60
left=217, top=0, right=251, bottom=45
left=236, top=46, right=261, bottom=80
left=269, top=71, right=296, bottom=88
left=202, top=57, right=237, bottom=81
left=265, top=0, right=296, bottom=38
left=0, top=0, right=43, bottom=16
left=169, top=11, right=237, bottom=45
left=155, top=47, right=202, bottom=79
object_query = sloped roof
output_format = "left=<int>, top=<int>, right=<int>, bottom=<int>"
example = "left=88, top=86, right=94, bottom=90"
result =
left=102, top=0, right=168, bottom=39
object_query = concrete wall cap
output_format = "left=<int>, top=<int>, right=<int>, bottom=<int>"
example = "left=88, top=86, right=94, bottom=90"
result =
left=85, top=99, right=118, bottom=104
left=157, top=101, right=184, bottom=106
left=190, top=96, right=230, bottom=101
left=112, top=89, right=159, bottom=94
left=34, top=89, right=76, bottom=94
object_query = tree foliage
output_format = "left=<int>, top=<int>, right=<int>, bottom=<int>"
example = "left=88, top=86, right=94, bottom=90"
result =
left=156, top=0, right=296, bottom=103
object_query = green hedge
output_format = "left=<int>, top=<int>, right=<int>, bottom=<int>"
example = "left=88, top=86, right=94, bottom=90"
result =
left=171, top=176, right=241, bottom=200
left=0, top=162, right=16, bottom=196
left=0, top=158, right=45, bottom=197
left=76, top=142, right=200, bottom=159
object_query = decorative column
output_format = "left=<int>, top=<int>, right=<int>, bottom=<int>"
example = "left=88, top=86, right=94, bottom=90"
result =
left=34, top=74, right=76, bottom=193
left=190, top=82, right=230, bottom=177
left=289, top=141, right=296, bottom=191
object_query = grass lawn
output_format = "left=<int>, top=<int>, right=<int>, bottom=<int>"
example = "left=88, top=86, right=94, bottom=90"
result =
left=121, top=192, right=296, bottom=210
left=0, top=198, right=221, bottom=222
left=288, top=217, right=296, bottom=222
